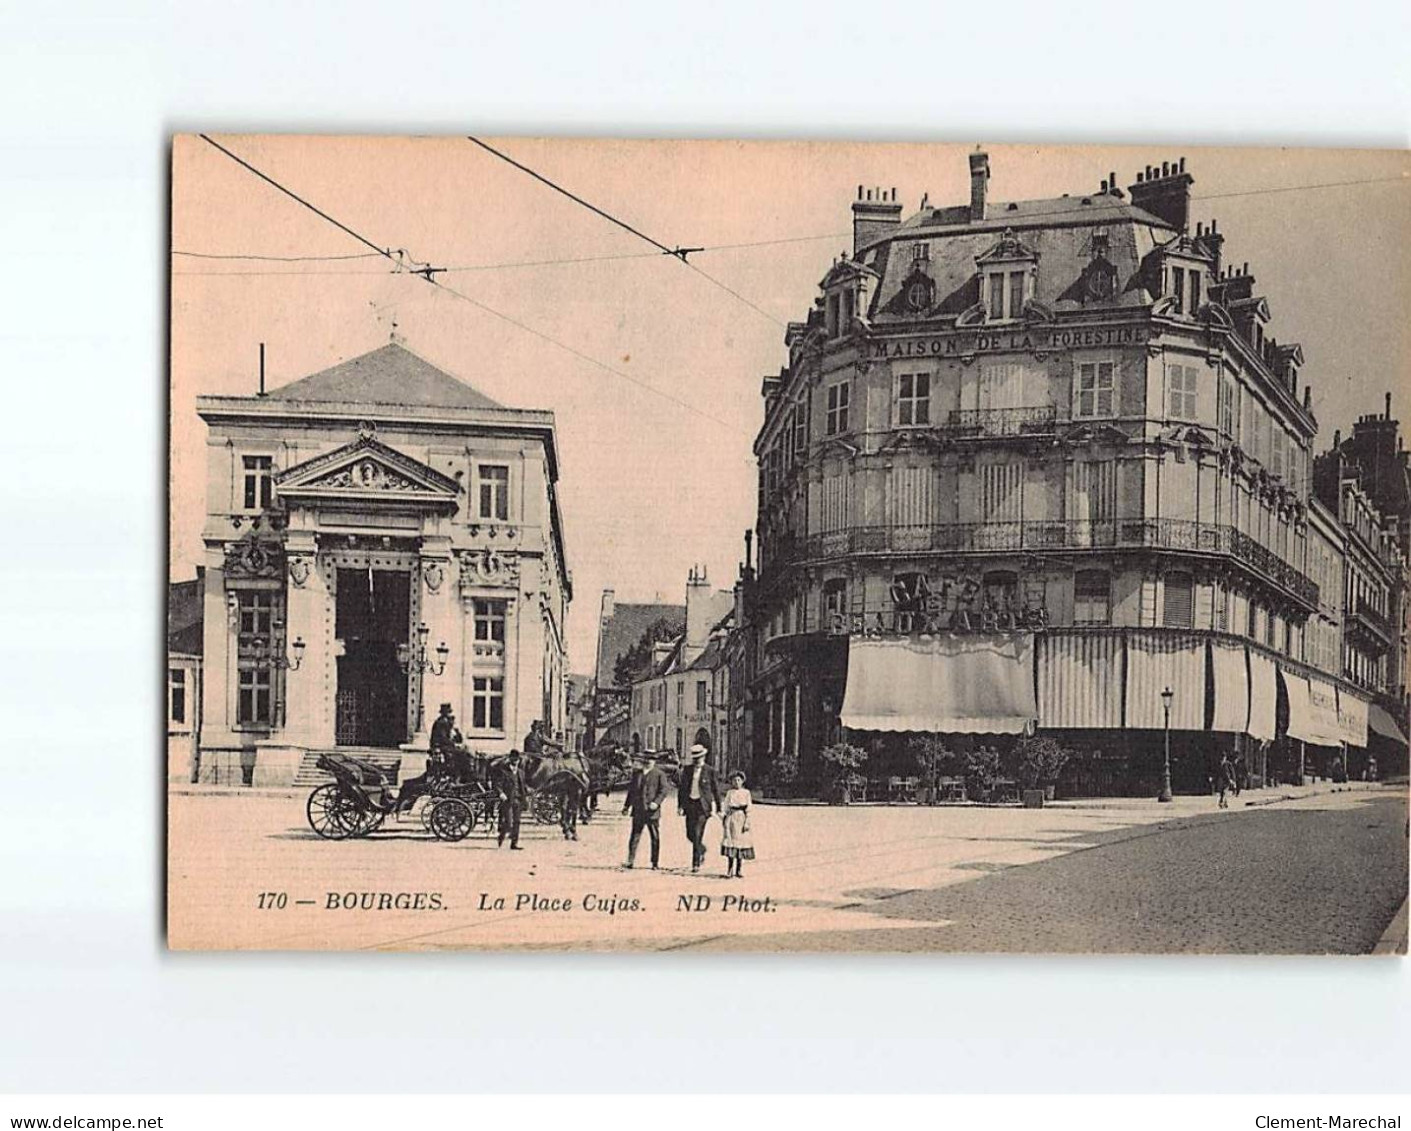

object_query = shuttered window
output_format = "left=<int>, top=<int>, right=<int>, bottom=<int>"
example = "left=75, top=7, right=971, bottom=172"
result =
left=1162, top=572, right=1194, bottom=628
left=980, top=462, right=1022, bottom=523
left=1072, top=460, right=1116, bottom=523
left=888, top=464, right=934, bottom=527
left=821, top=469, right=852, bottom=532
left=1073, top=570, right=1111, bottom=626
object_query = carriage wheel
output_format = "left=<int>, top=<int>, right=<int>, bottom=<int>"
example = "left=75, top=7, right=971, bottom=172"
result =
left=353, top=807, right=385, bottom=837
left=420, top=799, right=440, bottom=833
left=307, top=784, right=357, bottom=840
left=532, top=793, right=559, bottom=825
left=429, top=799, right=475, bottom=842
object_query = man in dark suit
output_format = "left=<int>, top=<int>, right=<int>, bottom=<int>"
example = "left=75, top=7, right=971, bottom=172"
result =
left=677, top=744, right=720, bottom=873
left=496, top=749, right=527, bottom=850
left=622, top=751, right=669, bottom=870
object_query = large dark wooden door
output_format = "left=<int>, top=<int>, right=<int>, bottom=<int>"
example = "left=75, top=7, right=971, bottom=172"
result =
left=334, top=568, right=411, bottom=747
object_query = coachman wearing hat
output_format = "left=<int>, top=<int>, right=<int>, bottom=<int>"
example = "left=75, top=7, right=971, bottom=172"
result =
left=394, top=703, right=461, bottom=816
left=676, top=744, right=720, bottom=873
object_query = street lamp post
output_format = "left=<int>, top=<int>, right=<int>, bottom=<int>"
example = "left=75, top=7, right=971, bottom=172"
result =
left=1159, top=686, right=1174, bottom=803
left=397, top=622, right=449, bottom=736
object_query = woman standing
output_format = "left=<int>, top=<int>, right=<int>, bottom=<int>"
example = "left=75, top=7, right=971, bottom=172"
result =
left=720, top=771, right=755, bottom=878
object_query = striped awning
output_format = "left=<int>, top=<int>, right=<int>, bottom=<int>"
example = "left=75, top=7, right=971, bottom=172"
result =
left=840, top=633, right=1037, bottom=734
left=1248, top=650, right=1278, bottom=742
left=1281, top=670, right=1319, bottom=744
left=1125, top=631, right=1205, bottom=730
left=1210, top=640, right=1249, bottom=734
left=1037, top=632, right=1123, bottom=729
left=1306, top=677, right=1343, bottom=747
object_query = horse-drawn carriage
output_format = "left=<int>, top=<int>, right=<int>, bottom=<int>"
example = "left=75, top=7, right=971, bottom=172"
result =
left=305, top=751, right=496, bottom=842
left=304, top=747, right=592, bottom=842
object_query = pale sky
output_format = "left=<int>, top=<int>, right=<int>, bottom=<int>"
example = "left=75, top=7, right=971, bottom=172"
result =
left=170, top=137, right=1411, bottom=673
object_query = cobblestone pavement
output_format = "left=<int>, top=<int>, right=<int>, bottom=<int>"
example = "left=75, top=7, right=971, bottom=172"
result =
left=679, top=791, right=1410, bottom=954
left=167, top=783, right=1406, bottom=953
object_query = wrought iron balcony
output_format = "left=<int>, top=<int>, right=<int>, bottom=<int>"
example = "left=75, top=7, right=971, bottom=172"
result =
left=1350, top=598, right=1395, bottom=646
left=943, top=405, right=1060, bottom=438
left=774, top=519, right=1319, bottom=608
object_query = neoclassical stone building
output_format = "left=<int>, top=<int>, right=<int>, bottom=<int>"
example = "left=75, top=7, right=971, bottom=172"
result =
left=195, top=341, right=571, bottom=786
left=747, top=151, right=1375, bottom=794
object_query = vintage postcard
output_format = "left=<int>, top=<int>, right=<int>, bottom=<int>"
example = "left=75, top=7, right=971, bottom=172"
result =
left=167, top=136, right=1409, bottom=953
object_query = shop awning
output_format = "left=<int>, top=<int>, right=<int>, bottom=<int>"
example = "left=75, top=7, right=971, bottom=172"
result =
left=1125, top=631, right=1205, bottom=730
left=1248, top=650, right=1277, bottom=743
left=840, top=634, right=1036, bottom=734
left=1337, top=689, right=1369, bottom=748
left=1281, top=670, right=1319, bottom=744
left=1368, top=703, right=1409, bottom=746
left=1036, top=632, right=1122, bottom=729
left=1210, top=640, right=1249, bottom=734
left=1306, top=677, right=1343, bottom=747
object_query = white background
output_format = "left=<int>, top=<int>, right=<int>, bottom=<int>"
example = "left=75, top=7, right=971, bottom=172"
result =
left=0, top=0, right=1408, bottom=1095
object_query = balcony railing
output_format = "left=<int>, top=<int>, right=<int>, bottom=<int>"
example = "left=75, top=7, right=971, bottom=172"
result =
left=943, top=405, right=1060, bottom=437
left=766, top=519, right=1319, bottom=608
left=1351, top=599, right=1395, bottom=644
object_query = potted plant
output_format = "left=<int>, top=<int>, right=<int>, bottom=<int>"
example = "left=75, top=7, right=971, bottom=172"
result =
left=819, top=741, right=869, bottom=805
left=964, top=744, right=1001, bottom=803
left=1013, top=734, right=1070, bottom=801
left=908, top=734, right=953, bottom=805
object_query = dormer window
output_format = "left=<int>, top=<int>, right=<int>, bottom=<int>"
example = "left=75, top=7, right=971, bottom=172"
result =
left=975, top=229, right=1038, bottom=323
left=1167, top=264, right=1204, bottom=316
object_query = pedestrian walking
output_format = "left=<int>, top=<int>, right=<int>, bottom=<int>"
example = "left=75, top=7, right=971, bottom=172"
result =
left=622, top=751, right=668, bottom=869
left=1217, top=753, right=1235, bottom=809
left=677, top=744, right=720, bottom=873
left=720, top=771, right=754, bottom=879
left=496, top=749, right=527, bottom=850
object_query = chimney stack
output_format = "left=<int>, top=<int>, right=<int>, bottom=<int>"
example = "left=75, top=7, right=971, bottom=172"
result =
left=1127, top=156, right=1195, bottom=233
left=969, top=149, right=990, bottom=222
left=850, top=184, right=902, bottom=255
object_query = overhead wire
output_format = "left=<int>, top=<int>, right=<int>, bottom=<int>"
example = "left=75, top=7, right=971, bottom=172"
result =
left=196, top=133, right=749, bottom=435
left=465, top=135, right=787, bottom=327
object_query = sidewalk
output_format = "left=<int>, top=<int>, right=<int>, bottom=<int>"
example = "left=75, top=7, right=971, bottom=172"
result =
left=1371, top=897, right=1408, bottom=956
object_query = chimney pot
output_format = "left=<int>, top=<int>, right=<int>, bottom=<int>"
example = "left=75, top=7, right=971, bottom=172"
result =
left=1180, top=157, right=1186, bottom=173
left=1387, top=391, right=1392, bottom=419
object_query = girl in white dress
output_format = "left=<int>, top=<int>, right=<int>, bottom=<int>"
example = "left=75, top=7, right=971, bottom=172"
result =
left=720, top=771, right=754, bottom=878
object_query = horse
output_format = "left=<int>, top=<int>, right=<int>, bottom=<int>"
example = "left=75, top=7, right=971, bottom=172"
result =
left=492, top=750, right=590, bottom=840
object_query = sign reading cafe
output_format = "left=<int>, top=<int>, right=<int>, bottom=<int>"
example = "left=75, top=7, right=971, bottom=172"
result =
left=872, top=324, right=1149, bottom=359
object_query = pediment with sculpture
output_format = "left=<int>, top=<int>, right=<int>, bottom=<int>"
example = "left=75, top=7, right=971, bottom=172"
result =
left=274, top=433, right=461, bottom=510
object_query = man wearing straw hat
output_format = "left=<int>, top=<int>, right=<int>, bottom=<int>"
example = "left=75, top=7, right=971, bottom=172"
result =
left=676, top=743, right=720, bottom=873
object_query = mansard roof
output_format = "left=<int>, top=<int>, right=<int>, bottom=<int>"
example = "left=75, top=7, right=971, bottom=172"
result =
left=265, top=342, right=504, bottom=411
left=855, top=194, right=1174, bottom=323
